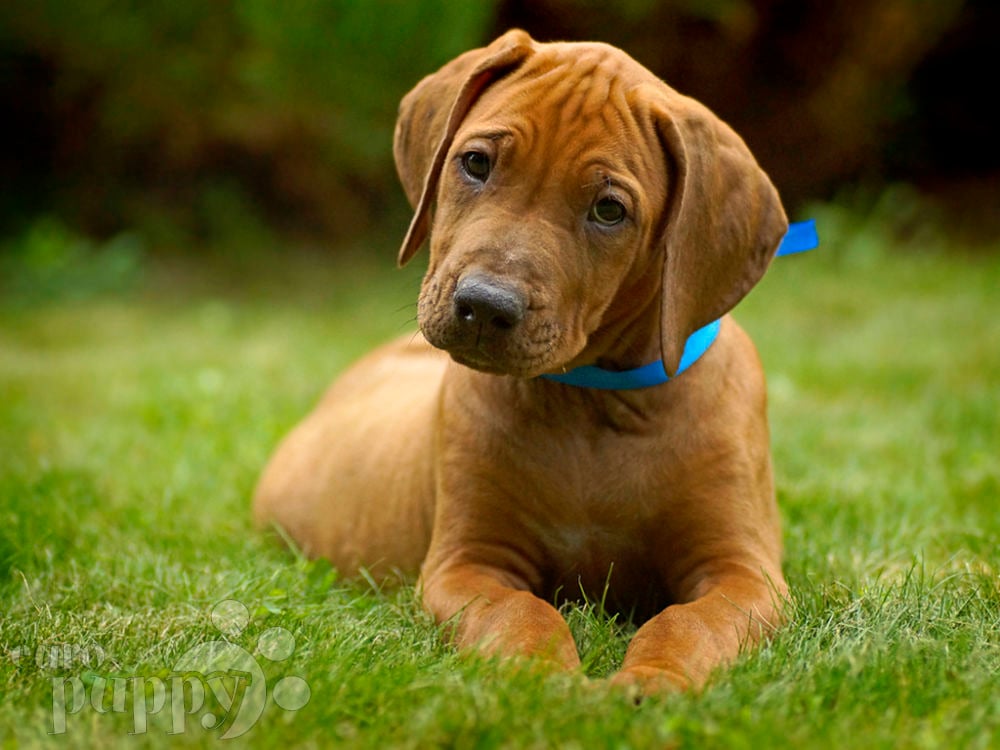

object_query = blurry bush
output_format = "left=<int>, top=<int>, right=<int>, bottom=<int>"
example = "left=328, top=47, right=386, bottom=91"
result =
left=1, top=216, right=145, bottom=304
left=1, top=0, right=996, bottom=258
left=1, top=1, right=496, bottom=250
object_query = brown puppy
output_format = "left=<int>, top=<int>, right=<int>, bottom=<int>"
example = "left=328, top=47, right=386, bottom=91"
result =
left=254, top=29, right=790, bottom=693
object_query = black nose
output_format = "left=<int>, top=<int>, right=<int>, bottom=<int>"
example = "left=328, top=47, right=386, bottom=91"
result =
left=453, top=275, right=525, bottom=331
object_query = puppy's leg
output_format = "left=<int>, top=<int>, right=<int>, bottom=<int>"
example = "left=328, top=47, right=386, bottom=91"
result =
left=254, top=335, right=444, bottom=577
left=612, top=560, right=786, bottom=692
left=420, top=564, right=581, bottom=670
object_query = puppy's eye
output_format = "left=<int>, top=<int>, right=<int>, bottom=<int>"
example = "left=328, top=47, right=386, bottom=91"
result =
left=461, top=151, right=492, bottom=182
left=590, top=197, right=627, bottom=226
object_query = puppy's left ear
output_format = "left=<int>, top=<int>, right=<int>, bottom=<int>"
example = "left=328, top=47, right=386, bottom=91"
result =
left=394, top=30, right=535, bottom=266
left=646, top=86, right=788, bottom=375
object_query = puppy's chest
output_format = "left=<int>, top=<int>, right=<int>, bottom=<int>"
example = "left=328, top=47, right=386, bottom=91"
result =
left=541, top=512, right=667, bottom=614
left=534, top=462, right=671, bottom=602
left=545, top=511, right=648, bottom=569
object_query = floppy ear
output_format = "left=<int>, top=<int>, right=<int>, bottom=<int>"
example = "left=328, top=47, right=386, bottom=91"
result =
left=394, top=29, right=535, bottom=267
left=647, top=87, right=788, bottom=375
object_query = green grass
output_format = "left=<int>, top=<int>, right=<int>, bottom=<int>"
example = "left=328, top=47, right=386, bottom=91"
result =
left=2, top=215, right=999, bottom=748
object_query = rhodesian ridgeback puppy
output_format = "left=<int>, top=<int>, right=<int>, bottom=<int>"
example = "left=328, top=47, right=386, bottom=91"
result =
left=254, top=29, right=792, bottom=693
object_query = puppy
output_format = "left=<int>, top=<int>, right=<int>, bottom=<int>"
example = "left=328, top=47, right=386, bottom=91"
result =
left=255, top=29, right=793, bottom=692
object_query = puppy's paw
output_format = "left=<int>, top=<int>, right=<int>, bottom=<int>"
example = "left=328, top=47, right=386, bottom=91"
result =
left=609, top=665, right=690, bottom=700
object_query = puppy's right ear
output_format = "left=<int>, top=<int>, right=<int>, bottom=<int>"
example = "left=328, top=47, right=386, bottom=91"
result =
left=645, top=86, right=788, bottom=376
left=394, top=29, right=534, bottom=266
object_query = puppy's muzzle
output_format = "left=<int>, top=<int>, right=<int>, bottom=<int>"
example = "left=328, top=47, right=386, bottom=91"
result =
left=453, top=274, right=525, bottom=333
left=425, top=272, right=545, bottom=374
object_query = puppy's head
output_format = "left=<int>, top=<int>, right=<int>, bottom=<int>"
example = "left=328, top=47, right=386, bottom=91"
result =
left=395, top=30, right=787, bottom=378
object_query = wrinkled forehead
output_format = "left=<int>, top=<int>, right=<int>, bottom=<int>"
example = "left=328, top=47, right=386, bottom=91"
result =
left=460, top=43, right=663, bottom=177
left=473, top=44, right=652, bottom=125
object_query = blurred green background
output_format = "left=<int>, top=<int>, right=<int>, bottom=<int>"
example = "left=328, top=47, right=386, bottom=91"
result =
left=1, top=0, right=997, bottom=286
left=2, top=7, right=998, bottom=746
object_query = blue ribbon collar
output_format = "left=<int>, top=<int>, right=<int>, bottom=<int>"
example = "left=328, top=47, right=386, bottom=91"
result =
left=540, top=220, right=818, bottom=391
left=774, top=219, right=819, bottom=258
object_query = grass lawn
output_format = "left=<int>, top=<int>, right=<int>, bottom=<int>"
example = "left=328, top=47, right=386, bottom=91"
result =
left=2, top=206, right=999, bottom=748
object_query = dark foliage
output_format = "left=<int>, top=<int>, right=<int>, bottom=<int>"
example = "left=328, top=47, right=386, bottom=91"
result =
left=1, top=1, right=995, bottom=254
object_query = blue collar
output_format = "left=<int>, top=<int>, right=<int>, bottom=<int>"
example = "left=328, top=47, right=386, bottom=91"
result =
left=541, top=318, right=722, bottom=389
left=539, top=220, right=818, bottom=390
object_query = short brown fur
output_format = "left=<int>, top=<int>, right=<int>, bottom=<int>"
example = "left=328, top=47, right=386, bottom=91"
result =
left=255, top=30, right=790, bottom=693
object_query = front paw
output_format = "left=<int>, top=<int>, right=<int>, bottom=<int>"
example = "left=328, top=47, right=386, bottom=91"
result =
left=609, top=665, right=691, bottom=697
